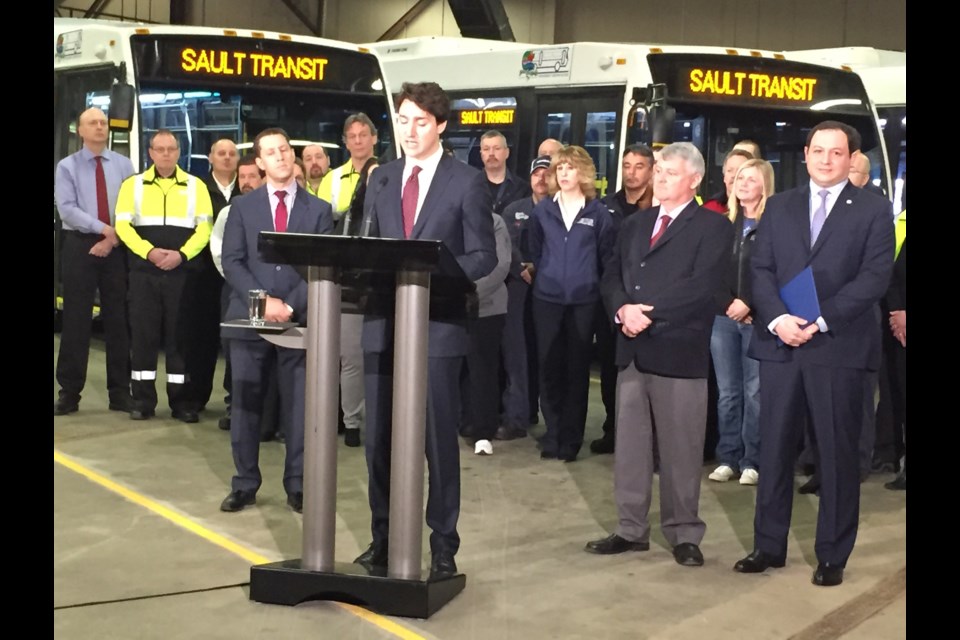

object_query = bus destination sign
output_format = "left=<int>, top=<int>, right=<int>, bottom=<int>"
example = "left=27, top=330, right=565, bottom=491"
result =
left=459, top=108, right=516, bottom=126
left=180, top=48, right=329, bottom=82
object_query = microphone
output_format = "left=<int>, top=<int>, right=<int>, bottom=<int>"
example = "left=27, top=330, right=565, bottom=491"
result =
left=361, top=175, right=389, bottom=237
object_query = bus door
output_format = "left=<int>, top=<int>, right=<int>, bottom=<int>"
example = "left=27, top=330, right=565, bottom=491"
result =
left=535, top=90, right=623, bottom=197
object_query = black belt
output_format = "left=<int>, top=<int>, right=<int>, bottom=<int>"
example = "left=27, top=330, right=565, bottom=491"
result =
left=62, top=230, right=102, bottom=238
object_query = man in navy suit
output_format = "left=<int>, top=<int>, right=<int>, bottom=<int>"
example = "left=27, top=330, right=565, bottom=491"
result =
left=733, top=121, right=894, bottom=586
left=355, top=82, right=497, bottom=576
left=219, top=128, right=334, bottom=514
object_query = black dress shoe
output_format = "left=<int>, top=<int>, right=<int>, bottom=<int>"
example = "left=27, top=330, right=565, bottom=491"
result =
left=108, top=397, right=134, bottom=412
left=589, top=435, right=615, bottom=455
left=172, top=409, right=199, bottom=424
left=218, top=416, right=230, bottom=431
left=220, top=489, right=257, bottom=512
left=812, top=562, right=844, bottom=586
left=673, top=543, right=704, bottom=567
left=354, top=543, right=388, bottom=569
left=54, top=399, right=80, bottom=416
left=430, top=551, right=457, bottom=577
left=130, top=409, right=155, bottom=421
left=885, top=472, right=906, bottom=491
left=540, top=451, right=558, bottom=460
left=733, top=549, right=786, bottom=573
left=561, top=453, right=578, bottom=463
left=798, top=475, right=821, bottom=495
left=286, top=492, right=303, bottom=513
left=494, top=425, right=528, bottom=441
left=584, top=533, right=649, bottom=555
left=344, top=429, right=361, bottom=447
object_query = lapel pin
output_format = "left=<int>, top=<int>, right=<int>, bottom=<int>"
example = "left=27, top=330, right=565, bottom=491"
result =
left=846, top=199, right=852, bottom=204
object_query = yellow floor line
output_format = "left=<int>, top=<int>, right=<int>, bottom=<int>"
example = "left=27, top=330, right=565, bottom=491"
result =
left=54, top=449, right=428, bottom=640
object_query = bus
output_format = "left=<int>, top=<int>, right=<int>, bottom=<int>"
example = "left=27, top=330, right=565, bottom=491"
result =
left=53, top=18, right=398, bottom=321
left=788, top=47, right=905, bottom=211
left=367, top=36, right=894, bottom=202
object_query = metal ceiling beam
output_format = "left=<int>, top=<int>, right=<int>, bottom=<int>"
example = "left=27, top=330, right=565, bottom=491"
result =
left=83, top=0, right=110, bottom=18
left=278, top=0, right=324, bottom=37
left=378, top=0, right=436, bottom=41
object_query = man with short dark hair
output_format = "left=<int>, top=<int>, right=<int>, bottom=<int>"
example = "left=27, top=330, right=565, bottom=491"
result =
left=733, top=121, right=894, bottom=587
left=302, top=143, right=330, bottom=195
left=480, top=129, right=531, bottom=215
left=497, top=154, right=552, bottom=440
left=54, top=107, right=136, bottom=416
left=115, top=129, right=214, bottom=423
left=356, top=81, right=497, bottom=577
left=219, top=128, right=334, bottom=514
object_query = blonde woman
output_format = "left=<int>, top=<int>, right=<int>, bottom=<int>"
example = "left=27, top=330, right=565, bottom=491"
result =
left=527, top=146, right=615, bottom=461
left=708, top=159, right=775, bottom=486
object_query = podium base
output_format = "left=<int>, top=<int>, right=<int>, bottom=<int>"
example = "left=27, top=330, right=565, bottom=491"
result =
left=249, top=559, right=466, bottom=619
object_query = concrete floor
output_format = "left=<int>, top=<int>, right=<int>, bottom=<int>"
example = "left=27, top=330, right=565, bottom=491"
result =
left=54, top=334, right=906, bottom=639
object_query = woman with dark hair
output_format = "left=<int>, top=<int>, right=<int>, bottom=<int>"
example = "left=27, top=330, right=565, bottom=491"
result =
left=527, top=145, right=615, bottom=461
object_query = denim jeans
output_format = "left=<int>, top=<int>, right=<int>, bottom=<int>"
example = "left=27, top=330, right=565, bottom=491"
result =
left=710, top=315, right=761, bottom=472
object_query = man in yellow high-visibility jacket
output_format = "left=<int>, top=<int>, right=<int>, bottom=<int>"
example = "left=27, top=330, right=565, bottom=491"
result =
left=115, top=129, right=213, bottom=423
left=315, top=113, right=379, bottom=225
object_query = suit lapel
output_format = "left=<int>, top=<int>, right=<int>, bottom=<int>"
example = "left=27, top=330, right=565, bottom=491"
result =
left=809, top=182, right=856, bottom=258
left=253, top=187, right=274, bottom=232
left=643, top=201, right=697, bottom=257
left=788, top=185, right=813, bottom=253
left=380, top=162, right=405, bottom=238
left=412, top=155, right=453, bottom=239
left=285, top=185, right=311, bottom=233
left=635, top=208, right=658, bottom=258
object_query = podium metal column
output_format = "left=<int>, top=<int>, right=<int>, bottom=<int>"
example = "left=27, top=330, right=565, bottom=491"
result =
left=388, top=269, right=430, bottom=580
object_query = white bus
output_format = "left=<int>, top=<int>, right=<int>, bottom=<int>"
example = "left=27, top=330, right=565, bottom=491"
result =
left=53, top=18, right=398, bottom=317
left=368, top=36, right=894, bottom=202
left=789, top=47, right=905, bottom=210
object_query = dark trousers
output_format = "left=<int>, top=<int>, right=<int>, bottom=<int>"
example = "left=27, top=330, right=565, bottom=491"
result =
left=229, top=339, right=305, bottom=494
left=874, top=330, right=907, bottom=465
left=182, top=251, right=223, bottom=411
left=462, top=314, right=506, bottom=440
left=128, top=268, right=190, bottom=412
left=524, top=285, right=540, bottom=422
left=364, top=351, right=463, bottom=556
left=56, top=232, right=130, bottom=403
left=755, top=360, right=864, bottom=566
left=500, top=279, right=530, bottom=429
left=594, top=301, right=618, bottom=437
left=533, top=298, right=595, bottom=458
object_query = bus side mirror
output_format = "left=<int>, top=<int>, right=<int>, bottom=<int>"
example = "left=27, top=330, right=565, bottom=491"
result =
left=649, top=103, right=676, bottom=148
left=109, top=82, right=135, bottom=132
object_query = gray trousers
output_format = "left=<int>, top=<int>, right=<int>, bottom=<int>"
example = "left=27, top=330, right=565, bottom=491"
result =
left=614, top=364, right=707, bottom=547
left=340, top=313, right=365, bottom=430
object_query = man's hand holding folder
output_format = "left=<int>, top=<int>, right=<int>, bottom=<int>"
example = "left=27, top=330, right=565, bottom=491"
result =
left=775, top=266, right=822, bottom=347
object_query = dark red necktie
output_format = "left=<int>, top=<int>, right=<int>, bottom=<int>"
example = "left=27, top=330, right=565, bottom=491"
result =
left=402, top=166, right=422, bottom=239
left=94, top=156, right=110, bottom=225
left=649, top=214, right=671, bottom=247
left=274, top=190, right=288, bottom=232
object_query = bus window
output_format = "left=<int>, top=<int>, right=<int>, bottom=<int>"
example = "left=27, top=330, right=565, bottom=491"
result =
left=445, top=96, right=521, bottom=173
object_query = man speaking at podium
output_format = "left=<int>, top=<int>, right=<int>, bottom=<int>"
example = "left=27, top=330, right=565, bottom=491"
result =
left=356, top=82, right=497, bottom=577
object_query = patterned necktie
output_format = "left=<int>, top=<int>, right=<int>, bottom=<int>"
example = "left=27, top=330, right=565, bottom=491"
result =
left=649, top=214, right=671, bottom=247
left=402, top=165, right=422, bottom=239
left=94, top=156, right=110, bottom=225
left=810, top=189, right=829, bottom=245
left=274, top=190, right=288, bottom=232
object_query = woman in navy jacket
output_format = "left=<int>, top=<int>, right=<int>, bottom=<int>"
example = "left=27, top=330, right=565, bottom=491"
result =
left=527, top=146, right=615, bottom=461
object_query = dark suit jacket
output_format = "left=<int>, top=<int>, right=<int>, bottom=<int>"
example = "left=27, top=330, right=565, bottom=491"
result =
left=361, top=153, right=497, bottom=357
left=203, top=174, right=239, bottom=221
left=748, top=182, right=894, bottom=370
left=220, top=184, right=334, bottom=341
left=601, top=200, right=733, bottom=378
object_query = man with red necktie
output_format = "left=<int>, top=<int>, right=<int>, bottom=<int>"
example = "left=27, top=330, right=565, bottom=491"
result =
left=54, top=107, right=136, bottom=416
left=219, top=128, right=333, bottom=514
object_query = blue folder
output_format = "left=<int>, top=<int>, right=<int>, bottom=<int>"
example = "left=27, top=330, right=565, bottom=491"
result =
left=779, top=266, right=821, bottom=326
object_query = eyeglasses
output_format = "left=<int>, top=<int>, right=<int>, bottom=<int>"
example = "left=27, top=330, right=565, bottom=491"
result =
left=151, top=146, right=179, bottom=154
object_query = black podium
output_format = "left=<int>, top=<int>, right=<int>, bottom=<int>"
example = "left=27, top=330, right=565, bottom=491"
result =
left=246, top=232, right=475, bottom=619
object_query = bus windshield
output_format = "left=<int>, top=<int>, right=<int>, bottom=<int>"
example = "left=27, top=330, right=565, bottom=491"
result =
left=130, top=34, right=393, bottom=172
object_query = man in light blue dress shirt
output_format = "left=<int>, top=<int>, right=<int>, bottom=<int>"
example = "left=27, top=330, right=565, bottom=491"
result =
left=54, top=107, right=135, bottom=415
